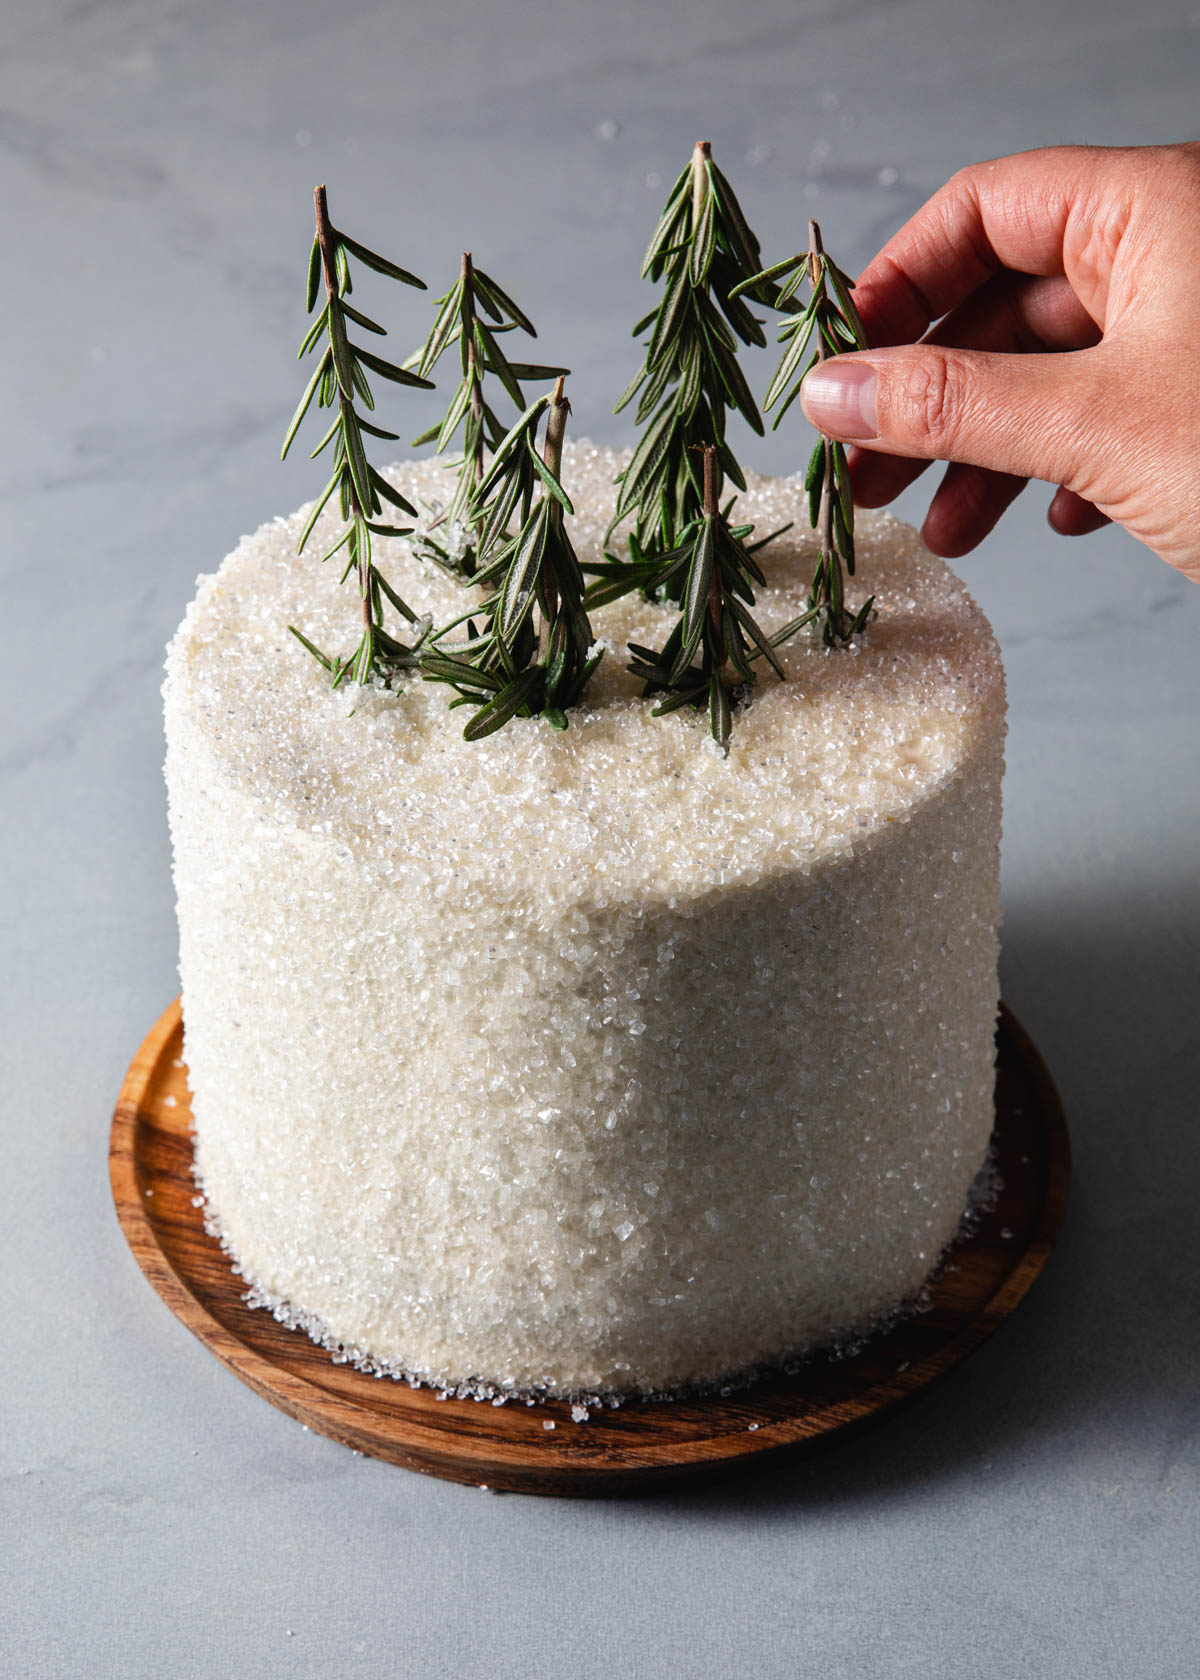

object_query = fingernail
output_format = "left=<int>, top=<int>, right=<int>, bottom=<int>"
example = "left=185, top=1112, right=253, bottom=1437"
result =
left=800, top=360, right=878, bottom=440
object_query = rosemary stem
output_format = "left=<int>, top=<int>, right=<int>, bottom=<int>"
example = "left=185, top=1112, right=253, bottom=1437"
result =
left=807, top=215, right=824, bottom=292
left=461, top=252, right=484, bottom=486
left=542, top=375, right=569, bottom=483
left=701, top=439, right=719, bottom=516
left=314, top=184, right=370, bottom=630
left=821, top=440, right=835, bottom=568
left=701, top=443, right=722, bottom=641
left=691, top=139, right=711, bottom=227
left=538, top=376, right=570, bottom=660
left=313, top=184, right=339, bottom=306
left=808, top=217, right=843, bottom=636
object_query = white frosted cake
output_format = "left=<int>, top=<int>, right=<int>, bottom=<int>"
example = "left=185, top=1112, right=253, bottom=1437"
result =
left=164, top=442, right=1005, bottom=1399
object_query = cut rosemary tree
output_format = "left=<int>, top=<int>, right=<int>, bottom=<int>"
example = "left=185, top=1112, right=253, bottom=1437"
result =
left=406, top=254, right=567, bottom=578
left=421, top=378, right=600, bottom=739
left=608, top=140, right=779, bottom=575
left=735, top=219, right=874, bottom=646
left=281, top=184, right=434, bottom=686
left=608, top=444, right=807, bottom=755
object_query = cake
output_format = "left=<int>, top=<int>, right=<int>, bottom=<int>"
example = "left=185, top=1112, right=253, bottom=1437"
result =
left=164, top=441, right=1005, bottom=1400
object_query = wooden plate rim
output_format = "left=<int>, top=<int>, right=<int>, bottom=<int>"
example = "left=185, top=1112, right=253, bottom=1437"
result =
left=110, top=997, right=1069, bottom=1495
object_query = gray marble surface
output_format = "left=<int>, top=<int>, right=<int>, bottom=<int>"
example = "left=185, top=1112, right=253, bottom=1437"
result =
left=3, top=2, right=1199, bottom=1675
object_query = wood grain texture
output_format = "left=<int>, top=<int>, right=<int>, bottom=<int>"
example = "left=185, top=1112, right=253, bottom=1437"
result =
left=110, top=999, right=1069, bottom=1497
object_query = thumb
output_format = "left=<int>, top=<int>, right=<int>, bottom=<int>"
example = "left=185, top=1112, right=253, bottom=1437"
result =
left=799, top=345, right=1107, bottom=494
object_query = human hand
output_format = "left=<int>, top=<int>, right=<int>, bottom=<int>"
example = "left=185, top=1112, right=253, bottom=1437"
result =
left=797, top=144, right=1200, bottom=582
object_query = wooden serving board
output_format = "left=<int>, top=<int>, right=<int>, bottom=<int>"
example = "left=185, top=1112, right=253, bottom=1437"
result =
left=110, top=1000, right=1068, bottom=1497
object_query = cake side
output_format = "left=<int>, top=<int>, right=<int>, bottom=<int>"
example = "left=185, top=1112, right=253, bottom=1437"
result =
left=165, top=443, right=1005, bottom=1397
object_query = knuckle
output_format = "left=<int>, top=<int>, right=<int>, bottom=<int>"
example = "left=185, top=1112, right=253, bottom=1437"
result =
left=944, top=162, right=978, bottom=198
left=891, top=356, right=965, bottom=455
left=1164, top=144, right=1200, bottom=217
left=1163, top=141, right=1200, bottom=185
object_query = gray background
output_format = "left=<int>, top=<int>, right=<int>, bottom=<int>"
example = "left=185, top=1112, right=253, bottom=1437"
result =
left=3, top=2, right=1199, bottom=1675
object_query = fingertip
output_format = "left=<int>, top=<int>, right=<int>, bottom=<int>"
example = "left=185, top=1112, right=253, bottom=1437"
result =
left=920, top=519, right=977, bottom=560
left=919, top=491, right=963, bottom=556
left=1048, top=485, right=1111, bottom=537
left=922, top=461, right=1027, bottom=557
left=920, top=504, right=981, bottom=559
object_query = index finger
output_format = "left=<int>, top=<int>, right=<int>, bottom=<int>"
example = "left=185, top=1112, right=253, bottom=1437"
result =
left=853, top=144, right=1118, bottom=348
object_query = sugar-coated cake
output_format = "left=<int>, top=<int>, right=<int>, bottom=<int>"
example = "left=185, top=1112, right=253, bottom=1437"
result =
left=164, top=442, right=1005, bottom=1399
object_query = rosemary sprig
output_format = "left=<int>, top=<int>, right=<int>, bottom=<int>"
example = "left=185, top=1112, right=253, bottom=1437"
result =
left=606, top=140, right=779, bottom=577
left=735, top=219, right=873, bottom=646
left=281, top=185, right=435, bottom=686
left=406, top=253, right=567, bottom=578
left=613, top=444, right=806, bottom=755
left=421, top=378, right=601, bottom=738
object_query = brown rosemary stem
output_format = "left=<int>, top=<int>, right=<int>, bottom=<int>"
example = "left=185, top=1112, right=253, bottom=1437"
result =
left=538, top=376, right=570, bottom=659
left=542, top=376, right=570, bottom=485
left=313, top=184, right=339, bottom=306
left=314, top=184, right=370, bottom=628
left=701, top=442, right=723, bottom=640
left=808, top=218, right=838, bottom=630
left=806, top=215, right=824, bottom=293
left=461, top=252, right=484, bottom=487
left=701, top=438, right=720, bottom=516
left=691, top=139, right=711, bottom=227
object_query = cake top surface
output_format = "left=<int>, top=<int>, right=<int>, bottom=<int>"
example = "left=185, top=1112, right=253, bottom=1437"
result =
left=165, top=442, right=1004, bottom=901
